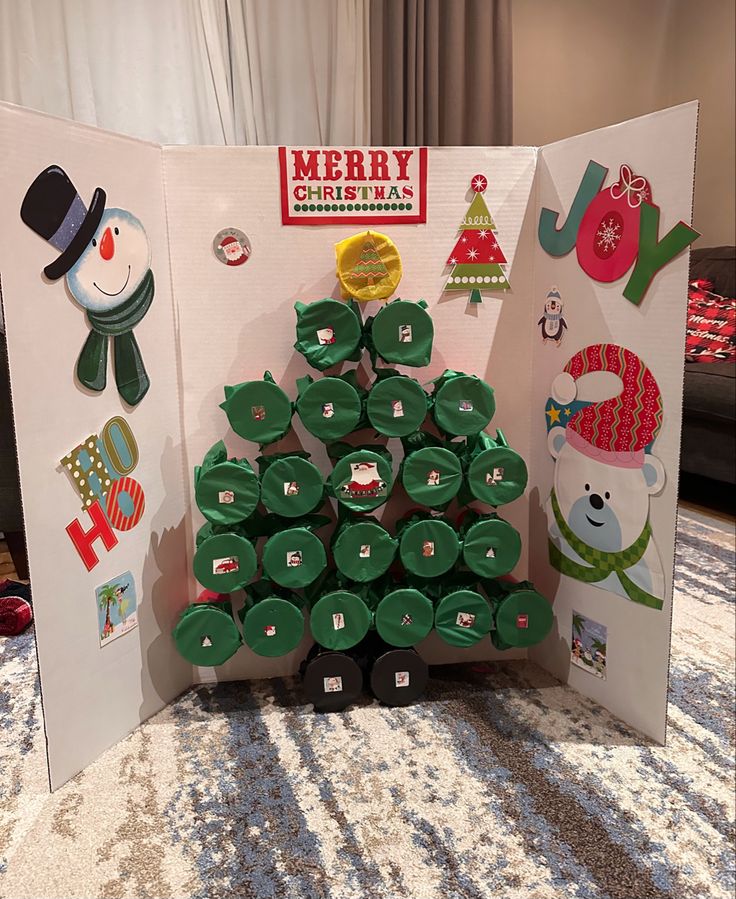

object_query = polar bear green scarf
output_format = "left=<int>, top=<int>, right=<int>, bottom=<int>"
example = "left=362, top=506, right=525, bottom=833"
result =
left=548, top=489, right=663, bottom=610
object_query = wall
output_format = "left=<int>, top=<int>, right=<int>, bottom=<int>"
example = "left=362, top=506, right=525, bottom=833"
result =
left=513, top=0, right=735, bottom=247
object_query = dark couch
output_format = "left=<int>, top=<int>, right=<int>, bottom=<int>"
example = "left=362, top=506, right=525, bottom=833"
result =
left=682, top=246, right=736, bottom=487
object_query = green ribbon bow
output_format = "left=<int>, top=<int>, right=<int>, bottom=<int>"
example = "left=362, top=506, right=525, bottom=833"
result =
left=549, top=489, right=663, bottom=610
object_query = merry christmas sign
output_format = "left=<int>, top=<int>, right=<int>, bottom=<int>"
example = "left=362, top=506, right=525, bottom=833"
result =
left=278, top=146, right=427, bottom=225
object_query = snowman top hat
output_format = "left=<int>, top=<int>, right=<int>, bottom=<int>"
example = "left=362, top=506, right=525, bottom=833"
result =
left=551, top=343, right=662, bottom=468
left=21, top=165, right=106, bottom=280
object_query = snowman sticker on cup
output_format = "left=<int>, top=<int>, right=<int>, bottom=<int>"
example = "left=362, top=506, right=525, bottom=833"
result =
left=21, top=165, right=155, bottom=406
left=213, top=228, right=251, bottom=266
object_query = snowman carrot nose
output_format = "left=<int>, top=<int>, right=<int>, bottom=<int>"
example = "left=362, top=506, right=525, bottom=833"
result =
left=100, top=226, right=115, bottom=260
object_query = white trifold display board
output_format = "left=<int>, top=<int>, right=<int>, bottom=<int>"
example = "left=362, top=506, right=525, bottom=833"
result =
left=0, top=101, right=698, bottom=789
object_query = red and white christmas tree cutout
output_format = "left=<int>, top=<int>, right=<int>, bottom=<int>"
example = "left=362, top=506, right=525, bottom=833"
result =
left=444, top=174, right=511, bottom=304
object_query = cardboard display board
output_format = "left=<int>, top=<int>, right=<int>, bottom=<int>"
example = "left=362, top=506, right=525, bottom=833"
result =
left=0, top=100, right=698, bottom=788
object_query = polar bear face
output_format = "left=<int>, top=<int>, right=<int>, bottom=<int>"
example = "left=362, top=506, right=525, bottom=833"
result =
left=548, top=427, right=665, bottom=551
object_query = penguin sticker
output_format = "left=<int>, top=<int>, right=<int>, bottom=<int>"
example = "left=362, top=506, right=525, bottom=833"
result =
left=538, top=287, right=568, bottom=346
left=21, top=165, right=154, bottom=406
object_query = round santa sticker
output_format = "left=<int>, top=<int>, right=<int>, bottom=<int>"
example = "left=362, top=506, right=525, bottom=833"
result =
left=213, top=228, right=251, bottom=266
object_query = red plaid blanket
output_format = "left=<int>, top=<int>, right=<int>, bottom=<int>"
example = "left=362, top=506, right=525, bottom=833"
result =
left=686, top=279, right=736, bottom=362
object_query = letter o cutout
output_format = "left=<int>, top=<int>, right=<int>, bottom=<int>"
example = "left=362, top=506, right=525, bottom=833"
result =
left=106, top=476, right=145, bottom=531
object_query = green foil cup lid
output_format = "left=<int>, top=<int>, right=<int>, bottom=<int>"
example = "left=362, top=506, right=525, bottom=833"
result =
left=297, top=376, right=362, bottom=441
left=260, top=456, right=324, bottom=518
left=332, top=520, right=397, bottom=582
left=242, top=596, right=305, bottom=657
left=330, top=449, right=393, bottom=512
left=462, top=517, right=522, bottom=578
left=374, top=588, right=434, bottom=647
left=402, top=446, right=463, bottom=507
left=399, top=518, right=460, bottom=577
left=493, top=588, right=553, bottom=648
left=262, top=528, right=326, bottom=588
left=370, top=300, right=434, bottom=367
left=173, top=604, right=241, bottom=666
left=193, top=530, right=257, bottom=592
left=467, top=445, right=528, bottom=506
left=309, top=590, right=373, bottom=650
left=294, top=298, right=362, bottom=371
left=367, top=376, right=428, bottom=437
left=220, top=377, right=292, bottom=444
left=195, top=460, right=260, bottom=525
left=434, top=589, right=492, bottom=647
left=433, top=375, right=495, bottom=435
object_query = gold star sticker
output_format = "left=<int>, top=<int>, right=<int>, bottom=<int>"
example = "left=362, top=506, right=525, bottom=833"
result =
left=564, top=408, right=571, bottom=416
left=546, top=405, right=561, bottom=424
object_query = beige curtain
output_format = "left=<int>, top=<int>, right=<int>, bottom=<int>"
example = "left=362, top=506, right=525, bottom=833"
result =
left=370, top=0, right=512, bottom=145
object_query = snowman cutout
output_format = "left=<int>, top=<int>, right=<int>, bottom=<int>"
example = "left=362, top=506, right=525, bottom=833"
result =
left=545, top=344, right=667, bottom=609
left=21, top=165, right=154, bottom=406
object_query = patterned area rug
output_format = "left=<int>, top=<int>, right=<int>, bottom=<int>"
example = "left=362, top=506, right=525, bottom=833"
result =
left=1, top=508, right=734, bottom=899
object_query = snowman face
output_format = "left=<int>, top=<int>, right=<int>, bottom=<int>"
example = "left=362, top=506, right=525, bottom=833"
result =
left=66, top=209, right=151, bottom=311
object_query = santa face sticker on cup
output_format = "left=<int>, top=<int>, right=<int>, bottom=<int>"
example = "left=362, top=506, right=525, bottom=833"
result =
left=213, top=228, right=251, bottom=266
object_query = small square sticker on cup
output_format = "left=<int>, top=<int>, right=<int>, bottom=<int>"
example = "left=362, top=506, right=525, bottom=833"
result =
left=323, top=676, right=343, bottom=693
left=391, top=400, right=404, bottom=418
left=458, top=400, right=474, bottom=412
left=422, top=541, right=435, bottom=558
left=264, top=624, right=277, bottom=637
left=251, top=405, right=266, bottom=421
left=486, top=467, right=505, bottom=486
left=286, top=550, right=303, bottom=567
left=359, top=544, right=371, bottom=558
left=398, top=324, right=413, bottom=342
left=516, top=614, right=529, bottom=629
left=485, top=546, right=496, bottom=558
left=213, top=556, right=239, bottom=575
left=332, top=612, right=345, bottom=630
left=218, top=490, right=235, bottom=504
left=456, top=611, right=476, bottom=628
left=395, top=670, right=410, bottom=688
left=322, top=402, right=334, bottom=418
left=317, top=327, right=336, bottom=345
left=283, top=481, right=300, bottom=496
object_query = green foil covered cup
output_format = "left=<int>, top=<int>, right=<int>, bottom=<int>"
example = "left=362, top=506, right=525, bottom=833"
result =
left=193, top=523, right=258, bottom=592
left=331, top=516, right=398, bottom=582
left=460, top=510, right=522, bottom=579
left=366, top=298, right=434, bottom=367
left=374, top=587, right=434, bottom=647
left=464, top=429, right=528, bottom=506
left=328, top=443, right=393, bottom=513
left=220, top=371, right=292, bottom=445
left=485, top=579, right=553, bottom=649
left=309, top=587, right=373, bottom=651
left=434, top=588, right=492, bottom=648
left=397, top=513, right=461, bottom=578
left=400, top=433, right=463, bottom=509
left=294, top=298, right=363, bottom=371
left=366, top=370, right=428, bottom=437
left=173, top=602, right=241, bottom=666
left=194, top=440, right=260, bottom=526
left=258, top=452, right=325, bottom=518
left=295, top=371, right=366, bottom=441
left=261, top=524, right=327, bottom=588
left=239, top=581, right=306, bottom=658
left=430, top=370, right=495, bottom=436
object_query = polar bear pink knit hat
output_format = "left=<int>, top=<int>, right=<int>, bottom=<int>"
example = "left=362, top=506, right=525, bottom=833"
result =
left=551, top=344, right=663, bottom=468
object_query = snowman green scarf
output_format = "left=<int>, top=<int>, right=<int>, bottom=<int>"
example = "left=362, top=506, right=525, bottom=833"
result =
left=76, top=269, right=154, bottom=407
left=548, top=489, right=663, bottom=610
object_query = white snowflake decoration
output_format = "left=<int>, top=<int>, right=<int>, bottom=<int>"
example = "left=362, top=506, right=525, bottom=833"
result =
left=467, top=248, right=479, bottom=260
left=596, top=217, right=621, bottom=253
left=477, top=229, right=489, bottom=240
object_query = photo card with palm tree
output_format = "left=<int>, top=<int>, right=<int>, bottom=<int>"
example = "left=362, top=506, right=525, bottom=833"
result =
left=571, top=611, right=607, bottom=679
left=95, top=571, right=137, bottom=647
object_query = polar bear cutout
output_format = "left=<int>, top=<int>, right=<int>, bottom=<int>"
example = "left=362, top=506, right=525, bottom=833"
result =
left=545, top=344, right=667, bottom=610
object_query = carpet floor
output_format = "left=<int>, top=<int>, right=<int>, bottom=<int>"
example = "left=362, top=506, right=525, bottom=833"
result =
left=1, top=508, right=734, bottom=899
